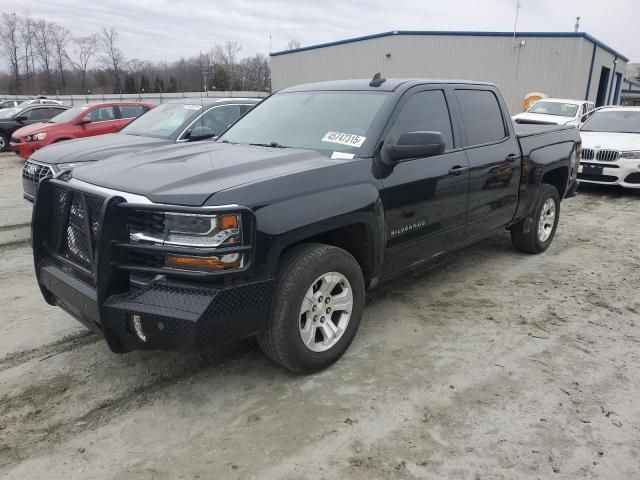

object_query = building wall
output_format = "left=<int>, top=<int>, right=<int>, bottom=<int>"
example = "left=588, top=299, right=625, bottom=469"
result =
left=271, top=34, right=627, bottom=113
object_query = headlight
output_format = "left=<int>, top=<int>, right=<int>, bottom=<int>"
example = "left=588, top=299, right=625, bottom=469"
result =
left=164, top=212, right=241, bottom=247
left=25, top=132, right=46, bottom=142
left=130, top=212, right=244, bottom=272
left=620, top=151, right=640, bottom=160
left=57, top=161, right=89, bottom=171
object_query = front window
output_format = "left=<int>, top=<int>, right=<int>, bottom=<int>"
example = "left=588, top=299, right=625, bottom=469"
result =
left=527, top=101, right=579, bottom=117
left=219, top=91, right=390, bottom=156
left=581, top=110, right=640, bottom=134
left=48, top=105, right=90, bottom=124
left=0, top=106, right=22, bottom=119
left=121, top=103, right=204, bottom=139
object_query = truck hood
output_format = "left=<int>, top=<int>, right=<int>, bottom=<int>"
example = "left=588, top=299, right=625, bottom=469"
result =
left=579, top=131, right=640, bottom=151
left=29, top=133, right=168, bottom=165
left=72, top=141, right=338, bottom=206
left=513, top=112, right=573, bottom=125
left=12, top=122, right=59, bottom=138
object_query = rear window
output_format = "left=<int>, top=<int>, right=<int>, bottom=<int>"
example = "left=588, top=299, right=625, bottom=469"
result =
left=455, top=90, right=507, bottom=146
left=119, top=105, right=146, bottom=119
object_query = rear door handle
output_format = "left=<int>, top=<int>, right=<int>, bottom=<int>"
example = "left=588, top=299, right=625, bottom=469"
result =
left=505, top=154, right=519, bottom=163
left=448, top=165, right=469, bottom=176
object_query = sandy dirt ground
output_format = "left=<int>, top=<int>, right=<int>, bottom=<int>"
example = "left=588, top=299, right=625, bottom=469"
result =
left=0, top=150, right=638, bottom=479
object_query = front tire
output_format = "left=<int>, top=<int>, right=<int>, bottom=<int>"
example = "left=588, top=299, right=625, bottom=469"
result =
left=257, top=243, right=365, bottom=373
left=511, top=184, right=560, bottom=254
left=0, top=133, right=8, bottom=152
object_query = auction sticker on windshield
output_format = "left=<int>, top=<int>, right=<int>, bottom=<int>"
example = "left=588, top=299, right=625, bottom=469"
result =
left=322, top=131, right=366, bottom=148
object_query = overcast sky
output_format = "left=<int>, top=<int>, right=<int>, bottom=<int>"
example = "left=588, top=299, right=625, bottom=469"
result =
left=3, top=0, right=639, bottom=65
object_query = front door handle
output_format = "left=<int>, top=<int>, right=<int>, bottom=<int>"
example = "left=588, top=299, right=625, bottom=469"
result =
left=448, top=165, right=469, bottom=176
left=505, top=154, right=519, bottom=163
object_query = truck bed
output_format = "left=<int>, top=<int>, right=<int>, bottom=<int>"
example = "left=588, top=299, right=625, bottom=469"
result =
left=514, top=123, right=576, bottom=138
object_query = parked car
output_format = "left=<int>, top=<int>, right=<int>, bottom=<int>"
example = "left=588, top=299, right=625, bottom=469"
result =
left=21, top=98, right=64, bottom=105
left=513, top=98, right=595, bottom=126
left=10, top=102, right=154, bottom=160
left=21, top=98, right=259, bottom=201
left=578, top=106, right=640, bottom=189
left=0, top=99, right=22, bottom=110
left=31, top=78, right=580, bottom=373
left=0, top=103, right=68, bottom=152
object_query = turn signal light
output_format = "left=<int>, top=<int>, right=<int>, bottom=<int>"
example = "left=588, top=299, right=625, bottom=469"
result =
left=165, top=253, right=241, bottom=271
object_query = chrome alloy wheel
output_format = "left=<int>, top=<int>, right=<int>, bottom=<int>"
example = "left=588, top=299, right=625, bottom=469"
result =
left=299, top=272, right=353, bottom=352
left=538, top=198, right=556, bottom=242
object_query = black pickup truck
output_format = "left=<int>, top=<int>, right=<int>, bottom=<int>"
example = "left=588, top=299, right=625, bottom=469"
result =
left=32, top=78, right=581, bottom=373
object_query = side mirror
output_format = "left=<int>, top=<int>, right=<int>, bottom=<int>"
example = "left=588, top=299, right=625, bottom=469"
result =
left=77, top=116, right=92, bottom=125
left=382, top=131, right=445, bottom=163
left=580, top=114, right=589, bottom=123
left=187, top=125, right=216, bottom=142
left=15, top=115, right=28, bottom=122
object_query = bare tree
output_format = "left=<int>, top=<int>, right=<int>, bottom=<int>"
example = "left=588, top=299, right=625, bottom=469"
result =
left=69, top=35, right=99, bottom=92
left=50, top=23, right=70, bottom=93
left=286, top=39, right=301, bottom=50
left=214, top=40, right=242, bottom=88
left=34, top=20, right=55, bottom=93
left=20, top=14, right=36, bottom=94
left=98, top=27, right=125, bottom=92
left=0, top=12, right=21, bottom=93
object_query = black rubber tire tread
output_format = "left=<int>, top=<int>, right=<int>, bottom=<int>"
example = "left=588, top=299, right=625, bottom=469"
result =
left=511, top=184, right=561, bottom=254
left=257, top=243, right=365, bottom=373
left=0, top=133, right=8, bottom=152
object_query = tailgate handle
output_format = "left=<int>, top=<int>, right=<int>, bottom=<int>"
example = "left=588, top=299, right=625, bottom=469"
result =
left=448, top=165, right=468, bottom=176
left=505, top=154, right=519, bottom=163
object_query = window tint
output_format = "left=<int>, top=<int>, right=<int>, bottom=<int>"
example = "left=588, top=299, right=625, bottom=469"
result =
left=196, top=105, right=242, bottom=136
left=456, top=90, right=506, bottom=146
left=388, top=90, right=454, bottom=151
left=87, top=106, right=116, bottom=122
left=119, top=105, right=145, bottom=119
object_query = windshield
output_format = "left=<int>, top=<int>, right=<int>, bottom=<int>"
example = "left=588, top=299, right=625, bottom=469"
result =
left=0, top=106, right=23, bottom=119
left=48, top=105, right=89, bottom=124
left=219, top=91, right=390, bottom=156
left=527, top=101, right=579, bottom=117
left=121, top=103, right=203, bottom=139
left=581, top=110, right=640, bottom=134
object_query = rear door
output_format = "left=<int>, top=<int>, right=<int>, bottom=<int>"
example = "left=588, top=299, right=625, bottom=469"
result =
left=83, top=106, right=120, bottom=136
left=454, top=87, right=520, bottom=238
left=380, top=86, right=470, bottom=274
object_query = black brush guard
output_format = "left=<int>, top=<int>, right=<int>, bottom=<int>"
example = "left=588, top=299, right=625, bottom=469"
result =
left=32, top=178, right=272, bottom=353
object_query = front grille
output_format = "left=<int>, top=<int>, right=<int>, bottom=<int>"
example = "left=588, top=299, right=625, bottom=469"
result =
left=578, top=173, right=618, bottom=182
left=10, top=137, right=21, bottom=144
left=50, top=185, right=104, bottom=270
left=128, top=210, right=165, bottom=235
left=22, top=161, right=54, bottom=199
left=582, top=149, right=620, bottom=162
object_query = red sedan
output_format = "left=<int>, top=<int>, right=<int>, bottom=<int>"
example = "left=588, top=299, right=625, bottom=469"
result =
left=10, top=101, right=154, bottom=160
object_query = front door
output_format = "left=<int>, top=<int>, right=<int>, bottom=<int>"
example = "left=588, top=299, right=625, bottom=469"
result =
left=84, top=106, right=121, bottom=136
left=379, top=87, right=470, bottom=274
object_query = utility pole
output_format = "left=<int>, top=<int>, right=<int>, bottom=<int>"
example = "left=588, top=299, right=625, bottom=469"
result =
left=512, top=0, right=522, bottom=47
left=574, top=16, right=581, bottom=32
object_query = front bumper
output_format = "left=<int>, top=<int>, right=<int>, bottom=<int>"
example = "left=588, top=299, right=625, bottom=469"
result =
left=578, top=159, right=640, bottom=189
left=10, top=139, right=40, bottom=159
left=33, top=178, right=269, bottom=353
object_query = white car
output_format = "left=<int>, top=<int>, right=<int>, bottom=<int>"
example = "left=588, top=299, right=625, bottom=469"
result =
left=578, top=106, right=640, bottom=189
left=513, top=98, right=595, bottom=126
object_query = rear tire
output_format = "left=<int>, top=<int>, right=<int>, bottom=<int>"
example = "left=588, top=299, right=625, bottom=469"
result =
left=0, top=133, right=8, bottom=152
left=511, top=184, right=560, bottom=254
left=257, top=243, right=365, bottom=373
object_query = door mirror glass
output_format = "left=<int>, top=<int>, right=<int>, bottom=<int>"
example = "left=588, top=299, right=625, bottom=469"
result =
left=187, top=125, right=216, bottom=142
left=382, top=131, right=445, bottom=163
left=77, top=116, right=92, bottom=125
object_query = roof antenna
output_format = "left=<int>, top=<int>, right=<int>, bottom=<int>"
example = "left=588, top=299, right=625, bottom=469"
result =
left=369, top=72, right=386, bottom=87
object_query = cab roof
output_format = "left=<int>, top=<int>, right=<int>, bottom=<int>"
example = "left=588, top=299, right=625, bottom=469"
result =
left=279, top=78, right=495, bottom=93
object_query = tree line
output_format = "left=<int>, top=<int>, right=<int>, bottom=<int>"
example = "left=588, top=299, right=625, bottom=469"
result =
left=0, top=12, right=272, bottom=95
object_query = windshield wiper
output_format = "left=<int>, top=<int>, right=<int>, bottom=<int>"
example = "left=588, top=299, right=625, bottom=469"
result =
left=249, top=142, right=289, bottom=148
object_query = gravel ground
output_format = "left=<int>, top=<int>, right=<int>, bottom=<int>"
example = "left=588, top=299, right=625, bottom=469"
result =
left=0, top=162, right=639, bottom=479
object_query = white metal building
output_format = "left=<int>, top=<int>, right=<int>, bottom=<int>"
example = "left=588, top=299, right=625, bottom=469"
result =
left=270, top=31, right=629, bottom=113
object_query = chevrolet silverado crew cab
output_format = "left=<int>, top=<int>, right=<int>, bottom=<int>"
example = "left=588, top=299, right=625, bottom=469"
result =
left=32, top=78, right=581, bottom=373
